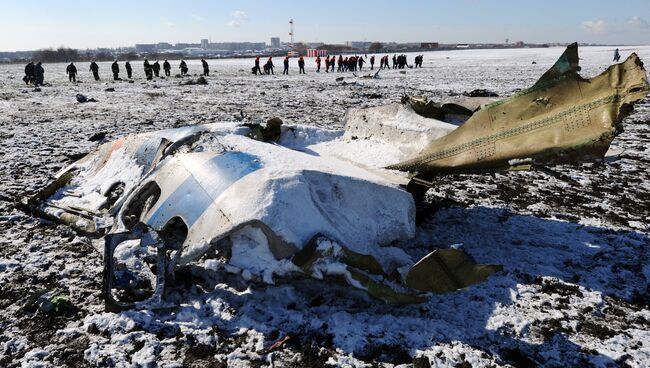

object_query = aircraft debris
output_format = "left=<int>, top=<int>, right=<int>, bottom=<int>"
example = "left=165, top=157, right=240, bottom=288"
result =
left=23, top=43, right=645, bottom=311
left=389, top=43, right=649, bottom=193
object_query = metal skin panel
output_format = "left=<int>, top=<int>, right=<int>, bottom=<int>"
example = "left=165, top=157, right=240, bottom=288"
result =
left=142, top=152, right=264, bottom=230
left=389, top=44, right=650, bottom=174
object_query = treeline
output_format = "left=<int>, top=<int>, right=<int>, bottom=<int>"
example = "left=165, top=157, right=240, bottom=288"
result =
left=32, top=48, right=81, bottom=63
left=29, top=48, right=185, bottom=63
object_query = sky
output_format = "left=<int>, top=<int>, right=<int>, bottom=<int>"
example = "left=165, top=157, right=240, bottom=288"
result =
left=1, top=0, right=649, bottom=51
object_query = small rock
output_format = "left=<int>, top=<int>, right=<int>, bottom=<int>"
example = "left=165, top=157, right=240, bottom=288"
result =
left=88, top=132, right=107, bottom=142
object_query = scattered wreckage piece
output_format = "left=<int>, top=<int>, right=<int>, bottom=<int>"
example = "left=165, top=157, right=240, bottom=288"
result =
left=76, top=94, right=97, bottom=103
left=179, top=76, right=208, bottom=86
left=25, top=119, right=501, bottom=309
left=388, top=43, right=649, bottom=192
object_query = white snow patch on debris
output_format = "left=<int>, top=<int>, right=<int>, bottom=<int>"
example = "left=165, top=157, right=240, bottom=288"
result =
left=228, top=226, right=300, bottom=284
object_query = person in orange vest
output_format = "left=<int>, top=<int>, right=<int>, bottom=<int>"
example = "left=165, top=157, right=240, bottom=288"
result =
left=253, top=56, right=262, bottom=75
left=283, top=56, right=289, bottom=75
left=298, top=56, right=305, bottom=74
left=265, top=57, right=274, bottom=75
left=324, top=56, right=330, bottom=73
left=315, top=56, right=321, bottom=72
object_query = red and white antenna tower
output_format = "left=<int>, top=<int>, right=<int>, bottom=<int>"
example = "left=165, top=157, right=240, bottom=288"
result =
left=289, top=19, right=295, bottom=50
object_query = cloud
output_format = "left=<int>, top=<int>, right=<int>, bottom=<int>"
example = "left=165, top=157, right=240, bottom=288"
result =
left=627, top=16, right=650, bottom=29
left=227, top=10, right=247, bottom=27
left=231, top=10, right=247, bottom=20
left=581, top=20, right=607, bottom=34
left=161, top=17, right=175, bottom=27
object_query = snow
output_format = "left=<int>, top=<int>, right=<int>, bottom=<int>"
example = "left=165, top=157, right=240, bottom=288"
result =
left=0, top=46, right=649, bottom=367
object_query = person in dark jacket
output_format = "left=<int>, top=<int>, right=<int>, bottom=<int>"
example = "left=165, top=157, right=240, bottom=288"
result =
left=358, top=56, right=364, bottom=71
left=613, top=48, right=621, bottom=62
left=24, top=61, right=35, bottom=85
left=369, top=55, right=375, bottom=70
left=111, top=60, right=120, bottom=80
left=283, top=56, right=289, bottom=75
left=152, top=61, right=161, bottom=77
left=201, top=59, right=209, bottom=76
left=66, top=62, right=77, bottom=82
left=89, top=61, right=100, bottom=81
left=315, top=56, right=321, bottom=72
left=265, top=57, right=274, bottom=75
left=125, top=61, right=132, bottom=79
left=34, top=62, right=45, bottom=86
left=298, top=56, right=305, bottom=74
left=143, top=59, right=153, bottom=80
left=163, top=60, right=171, bottom=76
left=179, top=60, right=188, bottom=76
left=253, top=56, right=262, bottom=75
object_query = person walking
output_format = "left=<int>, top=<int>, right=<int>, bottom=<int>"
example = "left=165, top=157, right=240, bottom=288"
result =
left=34, top=62, right=45, bottom=86
left=201, top=59, right=209, bottom=76
left=283, top=56, right=289, bottom=75
left=358, top=56, right=364, bottom=71
left=253, top=56, right=262, bottom=75
left=179, top=60, right=188, bottom=76
left=143, top=59, right=153, bottom=80
left=66, top=62, right=77, bottom=82
left=24, top=61, right=35, bottom=85
left=125, top=61, right=133, bottom=79
left=369, top=55, right=375, bottom=70
left=613, top=48, right=621, bottom=62
left=111, top=60, right=120, bottom=80
left=315, top=56, right=321, bottom=72
left=298, top=56, right=305, bottom=74
left=266, top=57, right=274, bottom=75
left=163, top=60, right=171, bottom=76
left=152, top=61, right=161, bottom=77
left=89, top=61, right=100, bottom=81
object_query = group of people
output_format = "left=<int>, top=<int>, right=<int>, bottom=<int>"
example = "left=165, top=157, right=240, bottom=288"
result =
left=392, top=54, right=410, bottom=69
left=24, top=59, right=212, bottom=85
left=252, top=54, right=421, bottom=75
left=23, top=61, right=45, bottom=86
left=24, top=53, right=422, bottom=85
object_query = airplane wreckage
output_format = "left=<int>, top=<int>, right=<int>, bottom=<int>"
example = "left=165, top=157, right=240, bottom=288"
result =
left=23, top=44, right=649, bottom=310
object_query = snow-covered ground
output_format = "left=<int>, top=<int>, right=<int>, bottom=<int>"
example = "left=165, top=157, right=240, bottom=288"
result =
left=1, top=46, right=649, bottom=367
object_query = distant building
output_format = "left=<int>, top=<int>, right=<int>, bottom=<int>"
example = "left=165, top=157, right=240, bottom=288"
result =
left=270, top=37, right=281, bottom=48
left=175, top=43, right=200, bottom=49
left=345, top=41, right=371, bottom=49
left=420, top=42, right=439, bottom=49
left=208, top=42, right=266, bottom=51
left=135, top=44, right=156, bottom=53
left=306, top=49, right=328, bottom=57
left=201, top=39, right=209, bottom=49
left=157, top=42, right=173, bottom=50
left=514, top=41, right=525, bottom=47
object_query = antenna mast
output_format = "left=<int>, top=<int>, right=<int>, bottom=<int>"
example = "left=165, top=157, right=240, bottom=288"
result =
left=289, top=19, right=295, bottom=50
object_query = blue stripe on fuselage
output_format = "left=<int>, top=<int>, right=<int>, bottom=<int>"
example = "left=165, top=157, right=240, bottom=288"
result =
left=147, top=151, right=263, bottom=229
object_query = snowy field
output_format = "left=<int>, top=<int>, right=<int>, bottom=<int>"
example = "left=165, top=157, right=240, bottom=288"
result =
left=1, top=46, right=649, bottom=367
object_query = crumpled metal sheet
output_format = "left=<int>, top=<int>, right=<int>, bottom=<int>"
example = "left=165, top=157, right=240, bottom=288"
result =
left=388, top=43, right=649, bottom=174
